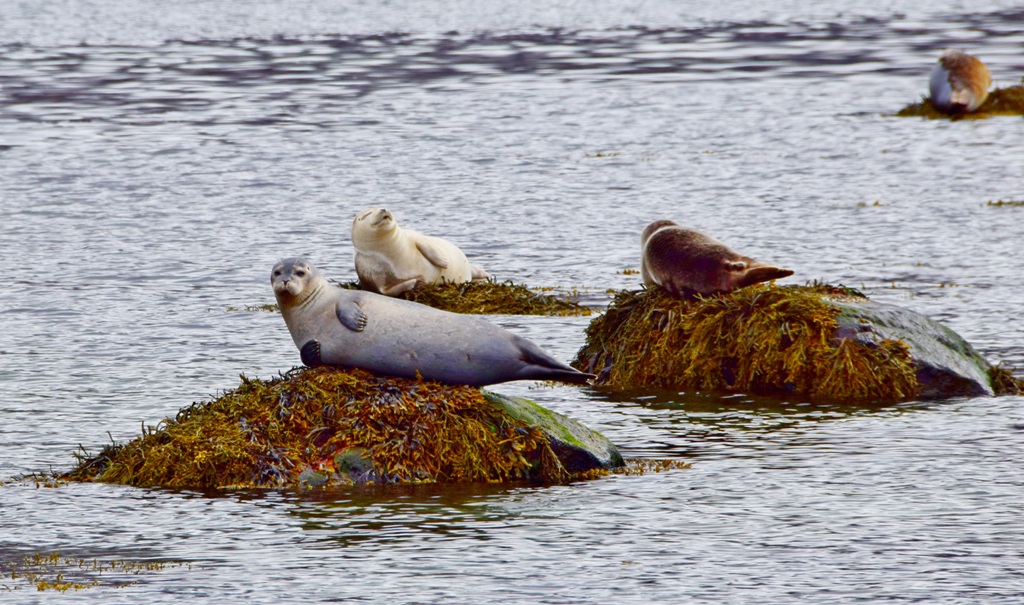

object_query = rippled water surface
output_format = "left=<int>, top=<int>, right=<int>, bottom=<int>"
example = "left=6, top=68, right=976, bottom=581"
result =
left=2, top=1, right=1024, bottom=602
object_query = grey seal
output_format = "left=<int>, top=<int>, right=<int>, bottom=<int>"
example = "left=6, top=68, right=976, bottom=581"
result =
left=640, top=220, right=794, bottom=298
left=352, top=208, right=489, bottom=296
left=271, top=257, right=594, bottom=386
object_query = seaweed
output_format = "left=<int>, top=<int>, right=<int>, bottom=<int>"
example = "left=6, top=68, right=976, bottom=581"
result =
left=334, top=279, right=592, bottom=316
left=0, top=551, right=190, bottom=592
left=572, top=284, right=919, bottom=403
left=233, top=279, right=592, bottom=316
left=989, top=364, right=1024, bottom=396
left=65, top=367, right=583, bottom=489
left=895, top=84, right=1024, bottom=119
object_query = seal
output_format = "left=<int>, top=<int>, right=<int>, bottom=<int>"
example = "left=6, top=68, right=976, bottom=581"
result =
left=271, top=257, right=594, bottom=386
left=352, top=208, right=489, bottom=296
left=929, top=49, right=991, bottom=114
left=640, top=220, right=794, bottom=298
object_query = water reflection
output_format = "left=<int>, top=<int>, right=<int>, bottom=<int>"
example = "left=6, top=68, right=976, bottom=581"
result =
left=280, top=482, right=526, bottom=547
left=586, top=384, right=940, bottom=459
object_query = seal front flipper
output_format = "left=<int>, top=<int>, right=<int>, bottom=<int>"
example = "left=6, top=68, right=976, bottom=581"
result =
left=415, top=239, right=451, bottom=269
left=300, top=340, right=323, bottom=367
left=336, top=300, right=368, bottom=332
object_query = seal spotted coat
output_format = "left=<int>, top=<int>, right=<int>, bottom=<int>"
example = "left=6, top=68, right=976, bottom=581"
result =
left=271, top=257, right=593, bottom=386
left=640, top=220, right=794, bottom=298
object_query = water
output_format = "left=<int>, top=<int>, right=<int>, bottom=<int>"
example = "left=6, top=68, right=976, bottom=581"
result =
left=2, top=1, right=1024, bottom=602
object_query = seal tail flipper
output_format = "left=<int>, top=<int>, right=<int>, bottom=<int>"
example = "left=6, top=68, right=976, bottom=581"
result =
left=537, top=367, right=597, bottom=385
left=737, top=265, right=794, bottom=289
left=517, top=339, right=596, bottom=385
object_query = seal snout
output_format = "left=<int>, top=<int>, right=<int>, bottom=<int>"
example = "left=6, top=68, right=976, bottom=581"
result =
left=371, top=208, right=394, bottom=227
left=274, top=279, right=304, bottom=297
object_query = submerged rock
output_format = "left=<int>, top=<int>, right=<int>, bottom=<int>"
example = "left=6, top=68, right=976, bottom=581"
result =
left=572, top=284, right=1019, bottom=403
left=65, top=367, right=622, bottom=490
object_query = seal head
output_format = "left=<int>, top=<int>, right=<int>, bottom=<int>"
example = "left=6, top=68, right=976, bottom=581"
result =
left=929, top=49, right=991, bottom=114
left=640, top=220, right=794, bottom=298
left=271, top=257, right=593, bottom=386
left=351, top=208, right=489, bottom=296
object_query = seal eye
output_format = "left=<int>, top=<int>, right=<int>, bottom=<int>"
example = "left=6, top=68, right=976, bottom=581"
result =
left=273, top=270, right=282, bottom=276
left=295, top=270, right=306, bottom=277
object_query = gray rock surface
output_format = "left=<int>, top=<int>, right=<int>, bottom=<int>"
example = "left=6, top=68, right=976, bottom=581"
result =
left=482, top=391, right=625, bottom=472
left=831, top=297, right=994, bottom=398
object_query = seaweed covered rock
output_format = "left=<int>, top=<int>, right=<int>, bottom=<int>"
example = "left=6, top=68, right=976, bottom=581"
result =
left=66, top=367, right=622, bottom=490
left=895, top=84, right=1024, bottom=119
left=338, top=278, right=592, bottom=316
left=572, top=285, right=1019, bottom=403
left=246, top=280, right=592, bottom=316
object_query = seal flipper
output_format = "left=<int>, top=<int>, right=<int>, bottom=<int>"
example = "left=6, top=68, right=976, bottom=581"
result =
left=415, top=239, right=451, bottom=269
left=300, top=340, right=323, bottom=367
left=470, top=265, right=489, bottom=281
left=516, top=338, right=595, bottom=385
left=336, top=300, right=368, bottom=332
left=736, top=265, right=795, bottom=289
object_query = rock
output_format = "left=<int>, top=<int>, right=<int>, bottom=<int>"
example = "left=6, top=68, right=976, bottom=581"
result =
left=832, top=298, right=994, bottom=398
left=64, top=367, right=624, bottom=490
left=572, top=285, right=1012, bottom=403
left=482, top=391, right=624, bottom=473
left=297, top=466, right=330, bottom=489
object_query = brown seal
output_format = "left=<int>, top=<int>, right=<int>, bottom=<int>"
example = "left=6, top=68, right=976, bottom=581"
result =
left=640, top=220, right=794, bottom=298
left=929, top=49, right=991, bottom=114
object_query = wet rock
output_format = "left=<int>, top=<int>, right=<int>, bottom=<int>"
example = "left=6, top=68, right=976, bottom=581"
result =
left=482, top=391, right=624, bottom=473
left=573, top=285, right=1011, bottom=403
left=298, top=466, right=330, bottom=489
left=832, top=298, right=994, bottom=398
left=64, top=367, right=624, bottom=490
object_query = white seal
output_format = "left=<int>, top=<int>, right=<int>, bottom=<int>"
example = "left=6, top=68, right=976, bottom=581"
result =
left=929, top=49, right=991, bottom=114
left=640, top=220, right=794, bottom=298
left=352, top=208, right=489, bottom=296
left=271, top=257, right=594, bottom=386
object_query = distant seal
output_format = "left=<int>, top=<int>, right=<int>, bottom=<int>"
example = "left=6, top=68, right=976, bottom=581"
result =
left=271, top=257, right=594, bottom=386
left=352, top=208, right=489, bottom=296
left=929, top=49, right=991, bottom=114
left=640, top=220, right=794, bottom=298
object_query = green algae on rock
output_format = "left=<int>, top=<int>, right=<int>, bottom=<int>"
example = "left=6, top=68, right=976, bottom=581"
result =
left=65, top=367, right=621, bottom=490
left=572, top=284, right=1017, bottom=403
left=895, top=84, right=1024, bottom=119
